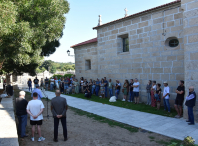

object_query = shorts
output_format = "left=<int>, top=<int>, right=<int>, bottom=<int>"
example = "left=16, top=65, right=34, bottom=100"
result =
left=175, top=97, right=184, bottom=106
left=133, top=92, right=139, bottom=97
left=30, top=120, right=43, bottom=125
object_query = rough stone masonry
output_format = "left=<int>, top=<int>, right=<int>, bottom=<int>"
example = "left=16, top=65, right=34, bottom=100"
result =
left=71, top=0, right=198, bottom=121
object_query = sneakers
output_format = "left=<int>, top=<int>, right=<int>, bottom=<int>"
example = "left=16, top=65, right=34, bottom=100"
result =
left=122, top=99, right=125, bottom=101
left=31, top=137, right=34, bottom=141
left=38, top=137, right=45, bottom=142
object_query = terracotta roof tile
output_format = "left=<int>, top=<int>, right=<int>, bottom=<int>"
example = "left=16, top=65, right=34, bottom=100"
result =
left=71, top=38, right=97, bottom=48
left=93, top=0, right=181, bottom=29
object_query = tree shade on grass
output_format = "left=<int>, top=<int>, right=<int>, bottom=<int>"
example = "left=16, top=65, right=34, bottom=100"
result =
left=49, top=90, right=177, bottom=118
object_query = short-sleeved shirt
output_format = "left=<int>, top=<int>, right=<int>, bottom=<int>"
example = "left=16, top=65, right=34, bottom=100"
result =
left=34, top=79, right=39, bottom=84
left=152, top=85, right=157, bottom=91
left=96, top=81, right=100, bottom=87
left=45, top=79, right=49, bottom=84
left=31, top=88, right=43, bottom=100
left=163, top=86, right=170, bottom=99
left=176, top=86, right=185, bottom=99
left=50, top=79, right=54, bottom=84
left=108, top=82, right=113, bottom=88
left=104, top=80, right=108, bottom=87
left=15, top=98, right=28, bottom=116
left=64, top=79, right=68, bottom=86
left=156, top=88, right=162, bottom=94
left=116, top=83, right=121, bottom=90
left=133, top=82, right=140, bottom=92
left=26, top=100, right=45, bottom=121
left=129, top=83, right=133, bottom=91
left=81, top=80, right=84, bottom=86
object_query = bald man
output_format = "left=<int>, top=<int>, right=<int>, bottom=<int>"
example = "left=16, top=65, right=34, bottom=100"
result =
left=51, top=90, right=68, bottom=142
left=185, top=86, right=196, bottom=125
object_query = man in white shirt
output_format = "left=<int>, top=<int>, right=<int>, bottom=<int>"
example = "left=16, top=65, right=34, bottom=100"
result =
left=27, top=92, right=45, bottom=142
left=50, top=77, right=55, bottom=91
left=162, top=81, right=170, bottom=112
left=132, top=78, right=140, bottom=104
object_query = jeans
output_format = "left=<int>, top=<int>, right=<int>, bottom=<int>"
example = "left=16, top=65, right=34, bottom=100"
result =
left=95, top=87, right=99, bottom=96
left=92, top=87, right=95, bottom=94
left=54, top=117, right=67, bottom=139
left=105, top=87, right=107, bottom=97
left=34, top=84, right=38, bottom=89
left=188, top=106, right=194, bottom=124
left=17, top=114, right=27, bottom=137
left=129, top=91, right=133, bottom=102
left=147, top=93, right=151, bottom=105
left=64, top=85, right=68, bottom=90
left=163, top=98, right=170, bottom=112
left=45, top=84, right=48, bottom=90
left=28, top=85, right=32, bottom=92
left=50, top=84, right=54, bottom=91
left=109, top=89, right=113, bottom=97
left=115, top=89, right=120, bottom=99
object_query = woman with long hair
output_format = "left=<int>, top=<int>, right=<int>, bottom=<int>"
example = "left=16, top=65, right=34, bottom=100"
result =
left=151, top=81, right=157, bottom=107
left=122, top=80, right=129, bottom=101
left=27, top=78, right=32, bottom=92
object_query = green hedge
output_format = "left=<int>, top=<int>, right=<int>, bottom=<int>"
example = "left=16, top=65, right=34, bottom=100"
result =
left=50, top=74, right=74, bottom=79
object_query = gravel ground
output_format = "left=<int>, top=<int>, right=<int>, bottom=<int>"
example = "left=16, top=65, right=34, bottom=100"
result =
left=18, top=99, right=174, bottom=146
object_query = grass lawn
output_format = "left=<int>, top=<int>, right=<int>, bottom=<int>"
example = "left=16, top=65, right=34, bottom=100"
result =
left=48, top=90, right=177, bottom=118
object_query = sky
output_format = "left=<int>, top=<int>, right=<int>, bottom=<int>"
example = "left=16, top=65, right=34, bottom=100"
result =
left=45, top=0, right=175, bottom=63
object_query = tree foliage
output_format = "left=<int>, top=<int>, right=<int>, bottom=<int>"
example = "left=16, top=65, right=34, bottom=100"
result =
left=0, top=0, right=70, bottom=75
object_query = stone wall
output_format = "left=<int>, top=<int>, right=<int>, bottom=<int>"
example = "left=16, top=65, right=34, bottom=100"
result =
left=95, top=3, right=183, bottom=104
left=182, top=0, right=198, bottom=121
left=73, top=2, right=186, bottom=108
left=74, top=43, right=98, bottom=80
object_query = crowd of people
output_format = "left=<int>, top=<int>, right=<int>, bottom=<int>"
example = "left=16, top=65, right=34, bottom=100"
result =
left=15, top=75, right=197, bottom=143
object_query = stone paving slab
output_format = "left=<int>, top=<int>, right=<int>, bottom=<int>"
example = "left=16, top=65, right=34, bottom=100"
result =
left=0, top=97, right=19, bottom=146
left=23, top=88, right=198, bottom=144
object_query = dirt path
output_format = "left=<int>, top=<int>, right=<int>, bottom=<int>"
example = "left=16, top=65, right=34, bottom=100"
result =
left=18, top=99, right=174, bottom=146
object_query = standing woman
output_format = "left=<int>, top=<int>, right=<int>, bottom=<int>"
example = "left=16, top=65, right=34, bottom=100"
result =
left=89, top=79, right=93, bottom=93
left=122, top=80, right=129, bottom=101
left=151, top=81, right=157, bottom=107
left=80, top=77, right=84, bottom=93
left=92, top=80, right=96, bottom=95
left=128, top=79, right=134, bottom=102
left=146, top=80, right=152, bottom=105
left=55, top=77, right=59, bottom=89
left=74, top=79, right=79, bottom=94
left=27, top=79, right=32, bottom=92
left=156, top=83, right=162, bottom=110
left=100, top=79, right=105, bottom=98
left=95, top=78, right=100, bottom=96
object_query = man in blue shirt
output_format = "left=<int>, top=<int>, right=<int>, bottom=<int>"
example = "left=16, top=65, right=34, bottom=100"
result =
left=95, top=78, right=100, bottom=96
left=31, top=85, right=43, bottom=100
left=104, top=77, right=108, bottom=98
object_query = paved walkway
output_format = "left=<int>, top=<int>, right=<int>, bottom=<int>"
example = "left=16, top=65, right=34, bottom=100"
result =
left=23, top=88, right=198, bottom=144
left=0, top=96, right=19, bottom=146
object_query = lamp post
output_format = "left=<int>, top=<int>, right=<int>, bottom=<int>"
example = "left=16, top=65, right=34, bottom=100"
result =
left=67, top=50, right=75, bottom=57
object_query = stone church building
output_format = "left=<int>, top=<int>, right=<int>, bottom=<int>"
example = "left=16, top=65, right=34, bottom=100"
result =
left=71, top=0, right=198, bottom=119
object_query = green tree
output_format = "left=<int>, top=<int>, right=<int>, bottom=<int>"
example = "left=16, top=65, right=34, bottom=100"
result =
left=0, top=0, right=70, bottom=75
left=50, top=66, right=56, bottom=74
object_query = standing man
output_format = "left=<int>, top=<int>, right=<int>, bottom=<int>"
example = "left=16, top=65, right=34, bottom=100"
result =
left=45, top=77, right=49, bottom=91
left=95, top=78, right=100, bottom=96
left=50, top=77, right=55, bottom=91
left=31, top=85, right=43, bottom=100
left=26, top=92, right=45, bottom=142
left=162, top=81, right=170, bottom=113
left=174, top=80, right=185, bottom=118
left=115, top=80, right=121, bottom=99
left=104, top=77, right=108, bottom=98
left=15, top=91, right=28, bottom=138
left=33, top=77, right=39, bottom=89
left=51, top=90, right=68, bottom=142
left=128, top=79, right=134, bottom=102
left=132, top=78, right=140, bottom=104
left=185, top=86, right=196, bottom=125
